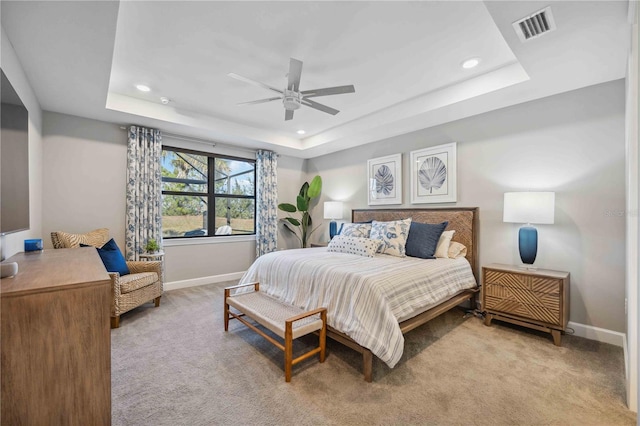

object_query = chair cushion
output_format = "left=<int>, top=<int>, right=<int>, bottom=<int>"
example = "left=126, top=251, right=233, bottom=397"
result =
left=119, top=272, right=159, bottom=294
left=52, top=228, right=109, bottom=249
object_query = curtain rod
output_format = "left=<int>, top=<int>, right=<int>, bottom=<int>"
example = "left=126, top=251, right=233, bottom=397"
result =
left=121, top=125, right=272, bottom=155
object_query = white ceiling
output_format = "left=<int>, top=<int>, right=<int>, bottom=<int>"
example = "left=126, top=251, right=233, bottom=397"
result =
left=1, top=1, right=632, bottom=158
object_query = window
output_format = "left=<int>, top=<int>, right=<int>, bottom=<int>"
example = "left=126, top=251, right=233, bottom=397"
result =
left=161, top=146, right=256, bottom=239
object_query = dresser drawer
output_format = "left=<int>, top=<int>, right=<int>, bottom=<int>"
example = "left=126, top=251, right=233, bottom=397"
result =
left=484, top=270, right=560, bottom=295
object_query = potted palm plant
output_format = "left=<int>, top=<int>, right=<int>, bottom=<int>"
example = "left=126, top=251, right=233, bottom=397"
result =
left=278, top=175, right=322, bottom=248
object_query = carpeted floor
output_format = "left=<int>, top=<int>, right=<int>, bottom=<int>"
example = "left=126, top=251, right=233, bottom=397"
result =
left=111, top=282, right=637, bottom=425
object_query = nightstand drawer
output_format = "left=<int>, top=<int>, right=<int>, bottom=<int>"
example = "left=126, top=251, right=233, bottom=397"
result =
left=484, top=270, right=560, bottom=295
left=485, top=296, right=561, bottom=326
left=484, top=285, right=561, bottom=326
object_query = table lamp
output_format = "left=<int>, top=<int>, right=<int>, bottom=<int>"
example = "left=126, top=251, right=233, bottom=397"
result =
left=324, top=201, right=343, bottom=240
left=503, top=192, right=555, bottom=266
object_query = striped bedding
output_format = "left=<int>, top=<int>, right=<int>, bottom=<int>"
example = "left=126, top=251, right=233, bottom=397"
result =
left=238, top=248, right=477, bottom=368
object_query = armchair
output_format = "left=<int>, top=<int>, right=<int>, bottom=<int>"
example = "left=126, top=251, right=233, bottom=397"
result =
left=51, top=229, right=163, bottom=328
left=109, top=260, right=163, bottom=328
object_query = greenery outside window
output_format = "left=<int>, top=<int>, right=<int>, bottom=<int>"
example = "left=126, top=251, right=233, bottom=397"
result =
left=161, top=146, right=256, bottom=239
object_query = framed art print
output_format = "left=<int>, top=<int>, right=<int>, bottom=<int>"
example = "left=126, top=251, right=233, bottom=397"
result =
left=410, top=142, right=457, bottom=204
left=367, top=153, right=402, bottom=205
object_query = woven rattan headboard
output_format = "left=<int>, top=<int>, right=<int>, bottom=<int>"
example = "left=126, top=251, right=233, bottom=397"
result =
left=352, top=208, right=479, bottom=283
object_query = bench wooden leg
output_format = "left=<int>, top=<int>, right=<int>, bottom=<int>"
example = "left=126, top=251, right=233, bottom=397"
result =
left=285, top=323, right=293, bottom=382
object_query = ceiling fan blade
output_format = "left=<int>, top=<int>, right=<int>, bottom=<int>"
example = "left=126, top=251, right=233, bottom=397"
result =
left=237, top=97, right=281, bottom=106
left=285, top=109, right=294, bottom=121
left=287, top=58, right=303, bottom=92
left=301, top=85, right=355, bottom=98
left=227, top=73, right=283, bottom=95
left=301, top=98, right=339, bottom=115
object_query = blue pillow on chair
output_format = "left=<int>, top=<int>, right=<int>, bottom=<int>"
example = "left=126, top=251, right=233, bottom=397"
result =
left=405, top=221, right=449, bottom=259
left=81, top=238, right=130, bottom=276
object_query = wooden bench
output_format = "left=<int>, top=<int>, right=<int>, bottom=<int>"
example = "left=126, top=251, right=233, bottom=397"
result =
left=224, top=282, right=327, bottom=382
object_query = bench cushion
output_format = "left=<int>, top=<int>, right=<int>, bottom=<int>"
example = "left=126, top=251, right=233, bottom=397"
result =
left=227, top=292, right=323, bottom=339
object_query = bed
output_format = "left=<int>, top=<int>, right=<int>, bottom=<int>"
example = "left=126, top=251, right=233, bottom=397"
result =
left=238, top=207, right=479, bottom=381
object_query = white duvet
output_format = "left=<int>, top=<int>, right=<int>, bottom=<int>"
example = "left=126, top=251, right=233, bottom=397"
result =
left=238, top=248, right=477, bottom=368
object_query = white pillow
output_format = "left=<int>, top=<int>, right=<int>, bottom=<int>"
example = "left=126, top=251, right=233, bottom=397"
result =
left=448, top=241, right=468, bottom=259
left=370, top=218, right=412, bottom=257
left=327, top=236, right=381, bottom=258
left=435, top=230, right=455, bottom=258
left=340, top=223, right=372, bottom=238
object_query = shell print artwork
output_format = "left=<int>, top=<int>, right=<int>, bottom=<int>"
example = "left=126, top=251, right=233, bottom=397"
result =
left=418, top=156, right=447, bottom=193
left=374, top=165, right=394, bottom=195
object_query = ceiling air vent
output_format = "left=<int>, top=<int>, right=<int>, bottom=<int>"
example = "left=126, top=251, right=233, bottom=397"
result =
left=512, top=6, right=556, bottom=42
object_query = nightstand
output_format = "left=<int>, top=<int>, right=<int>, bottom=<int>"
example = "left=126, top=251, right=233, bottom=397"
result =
left=482, top=263, right=569, bottom=346
left=310, top=243, right=328, bottom=248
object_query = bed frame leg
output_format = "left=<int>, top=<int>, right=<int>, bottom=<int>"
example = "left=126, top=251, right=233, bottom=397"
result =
left=469, top=291, right=477, bottom=311
left=363, top=349, right=373, bottom=382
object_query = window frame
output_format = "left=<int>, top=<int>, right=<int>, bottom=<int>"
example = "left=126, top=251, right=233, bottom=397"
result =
left=161, top=145, right=257, bottom=239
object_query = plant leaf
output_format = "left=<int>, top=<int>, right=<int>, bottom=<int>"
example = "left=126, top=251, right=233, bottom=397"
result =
left=299, top=182, right=309, bottom=200
left=278, top=203, right=297, bottom=213
left=297, top=195, right=308, bottom=212
left=307, top=175, right=322, bottom=199
left=285, top=217, right=301, bottom=226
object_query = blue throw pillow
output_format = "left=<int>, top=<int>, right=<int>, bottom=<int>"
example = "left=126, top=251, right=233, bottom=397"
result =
left=81, top=238, right=130, bottom=276
left=405, top=221, right=449, bottom=259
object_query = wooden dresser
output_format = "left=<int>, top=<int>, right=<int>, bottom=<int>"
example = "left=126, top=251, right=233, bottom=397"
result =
left=482, top=263, right=569, bottom=346
left=1, top=247, right=112, bottom=425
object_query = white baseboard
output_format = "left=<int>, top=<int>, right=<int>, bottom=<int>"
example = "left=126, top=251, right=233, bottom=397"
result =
left=568, top=321, right=626, bottom=347
left=165, top=272, right=245, bottom=292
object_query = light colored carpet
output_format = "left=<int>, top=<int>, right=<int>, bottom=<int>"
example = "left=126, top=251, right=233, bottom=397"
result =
left=111, top=282, right=636, bottom=425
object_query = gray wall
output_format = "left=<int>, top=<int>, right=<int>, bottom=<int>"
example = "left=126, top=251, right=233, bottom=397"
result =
left=306, top=80, right=626, bottom=332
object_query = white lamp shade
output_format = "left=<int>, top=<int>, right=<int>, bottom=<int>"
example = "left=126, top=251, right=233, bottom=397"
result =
left=503, top=192, right=555, bottom=225
left=324, top=201, right=343, bottom=220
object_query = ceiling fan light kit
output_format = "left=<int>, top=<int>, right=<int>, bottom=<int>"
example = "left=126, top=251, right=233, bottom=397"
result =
left=282, top=90, right=301, bottom=110
left=229, top=57, right=355, bottom=121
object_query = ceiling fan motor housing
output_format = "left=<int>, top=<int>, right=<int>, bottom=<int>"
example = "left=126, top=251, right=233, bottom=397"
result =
left=283, top=89, right=301, bottom=110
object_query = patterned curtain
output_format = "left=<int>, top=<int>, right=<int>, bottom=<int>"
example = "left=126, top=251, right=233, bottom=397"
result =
left=125, top=126, right=162, bottom=260
left=256, top=150, right=278, bottom=257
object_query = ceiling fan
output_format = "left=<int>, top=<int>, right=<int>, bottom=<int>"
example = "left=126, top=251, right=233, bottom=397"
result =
left=228, top=58, right=355, bottom=121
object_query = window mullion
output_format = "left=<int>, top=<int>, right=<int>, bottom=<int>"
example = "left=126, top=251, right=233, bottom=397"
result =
left=208, top=156, right=216, bottom=237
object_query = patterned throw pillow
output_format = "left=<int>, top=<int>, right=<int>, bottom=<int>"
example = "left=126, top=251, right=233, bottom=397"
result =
left=53, top=228, right=110, bottom=249
left=340, top=223, right=372, bottom=238
left=370, top=218, right=412, bottom=257
left=327, top=236, right=381, bottom=258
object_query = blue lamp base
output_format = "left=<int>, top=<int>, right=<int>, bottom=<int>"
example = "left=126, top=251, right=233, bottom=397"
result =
left=518, top=226, right=538, bottom=265
left=329, top=221, right=337, bottom=239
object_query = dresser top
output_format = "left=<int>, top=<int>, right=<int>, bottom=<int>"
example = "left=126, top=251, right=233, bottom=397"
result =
left=483, top=263, right=569, bottom=279
left=1, top=247, right=110, bottom=297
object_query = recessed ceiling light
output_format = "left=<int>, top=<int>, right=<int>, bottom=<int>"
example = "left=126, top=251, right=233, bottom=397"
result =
left=136, top=84, right=151, bottom=92
left=160, top=97, right=170, bottom=105
left=297, top=130, right=306, bottom=135
left=461, top=58, right=480, bottom=69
